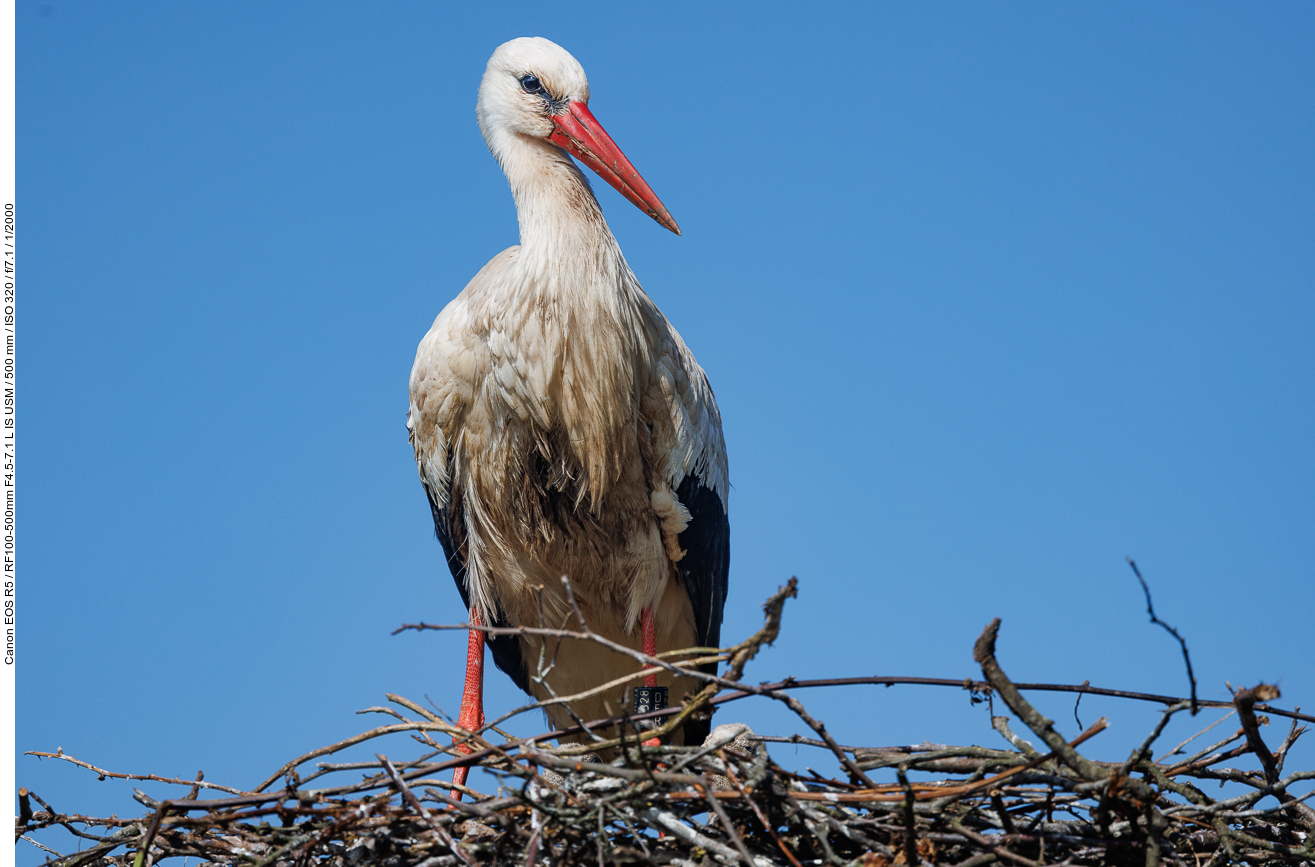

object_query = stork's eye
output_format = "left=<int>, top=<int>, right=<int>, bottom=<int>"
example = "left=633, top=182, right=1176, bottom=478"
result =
left=520, top=74, right=544, bottom=95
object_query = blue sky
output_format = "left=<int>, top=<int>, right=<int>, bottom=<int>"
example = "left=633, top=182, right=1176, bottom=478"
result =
left=17, top=2, right=1313, bottom=855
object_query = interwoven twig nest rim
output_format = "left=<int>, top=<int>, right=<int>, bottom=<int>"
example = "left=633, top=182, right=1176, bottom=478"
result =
left=18, top=580, right=1315, bottom=866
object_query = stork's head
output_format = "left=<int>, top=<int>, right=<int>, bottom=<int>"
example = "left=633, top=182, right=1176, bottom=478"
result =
left=477, top=37, right=680, bottom=235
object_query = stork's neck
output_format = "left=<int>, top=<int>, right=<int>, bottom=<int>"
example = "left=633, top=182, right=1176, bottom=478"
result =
left=497, top=135, right=627, bottom=287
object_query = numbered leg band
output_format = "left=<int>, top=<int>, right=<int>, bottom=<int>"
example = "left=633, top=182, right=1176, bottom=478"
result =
left=633, top=685, right=668, bottom=731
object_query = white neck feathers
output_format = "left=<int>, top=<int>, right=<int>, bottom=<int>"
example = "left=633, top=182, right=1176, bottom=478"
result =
left=482, top=130, right=655, bottom=507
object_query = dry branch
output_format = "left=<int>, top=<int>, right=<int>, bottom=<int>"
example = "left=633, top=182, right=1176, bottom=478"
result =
left=19, top=580, right=1315, bottom=867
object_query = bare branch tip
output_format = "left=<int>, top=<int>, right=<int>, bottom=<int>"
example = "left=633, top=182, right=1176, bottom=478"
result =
left=973, top=618, right=1002, bottom=664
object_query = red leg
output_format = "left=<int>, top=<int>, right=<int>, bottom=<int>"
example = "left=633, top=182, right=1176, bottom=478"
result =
left=641, top=605, right=660, bottom=747
left=451, top=606, right=485, bottom=800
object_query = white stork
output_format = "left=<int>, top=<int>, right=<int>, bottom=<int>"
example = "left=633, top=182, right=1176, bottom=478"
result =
left=407, top=37, right=729, bottom=786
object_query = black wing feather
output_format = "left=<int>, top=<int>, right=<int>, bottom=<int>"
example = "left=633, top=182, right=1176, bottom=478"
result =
left=674, top=474, right=730, bottom=744
left=422, top=480, right=530, bottom=695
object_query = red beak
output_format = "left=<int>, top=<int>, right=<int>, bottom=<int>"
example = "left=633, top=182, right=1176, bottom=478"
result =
left=549, top=102, right=681, bottom=236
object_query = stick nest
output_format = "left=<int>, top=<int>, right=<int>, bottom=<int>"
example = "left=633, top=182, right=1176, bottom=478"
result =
left=18, top=579, right=1315, bottom=866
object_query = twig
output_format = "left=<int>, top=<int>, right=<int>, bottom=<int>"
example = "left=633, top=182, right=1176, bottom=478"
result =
left=1123, top=700, right=1193, bottom=772
left=558, top=575, right=590, bottom=634
left=1234, top=683, right=1281, bottom=784
left=1157, top=710, right=1234, bottom=762
left=991, top=716, right=1040, bottom=759
left=20, top=835, right=64, bottom=858
left=1127, top=557, right=1198, bottom=714
left=974, top=619, right=1110, bottom=783
left=23, top=752, right=251, bottom=796
left=16, top=787, right=33, bottom=838
left=701, top=780, right=756, bottom=867
left=639, top=807, right=745, bottom=864
left=948, top=818, right=1041, bottom=867
left=377, top=754, right=471, bottom=866
left=723, top=752, right=803, bottom=867
left=1073, top=679, right=1089, bottom=731
left=252, top=720, right=472, bottom=792
left=896, top=766, right=919, bottom=866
